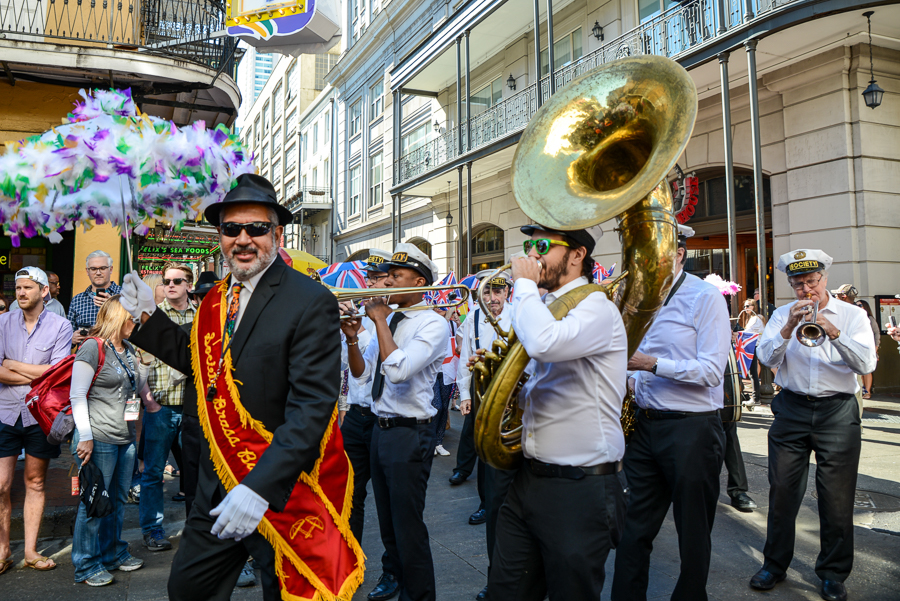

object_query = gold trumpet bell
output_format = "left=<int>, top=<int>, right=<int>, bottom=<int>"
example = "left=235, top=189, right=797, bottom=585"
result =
left=511, top=55, right=697, bottom=231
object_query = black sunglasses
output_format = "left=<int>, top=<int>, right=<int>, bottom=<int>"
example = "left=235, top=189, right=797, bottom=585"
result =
left=163, top=278, right=188, bottom=286
left=220, top=221, right=274, bottom=238
left=0, top=305, right=6, bottom=311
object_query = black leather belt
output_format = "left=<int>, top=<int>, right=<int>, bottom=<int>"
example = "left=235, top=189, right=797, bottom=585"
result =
left=350, top=404, right=374, bottom=417
left=526, top=459, right=622, bottom=480
left=640, top=408, right=720, bottom=420
left=377, top=416, right=434, bottom=429
left=784, top=389, right=854, bottom=402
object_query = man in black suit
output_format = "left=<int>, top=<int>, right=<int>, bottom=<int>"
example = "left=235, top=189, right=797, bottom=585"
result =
left=120, top=174, right=342, bottom=601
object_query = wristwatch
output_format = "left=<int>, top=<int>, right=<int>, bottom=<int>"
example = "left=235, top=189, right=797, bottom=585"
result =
left=651, top=359, right=659, bottom=375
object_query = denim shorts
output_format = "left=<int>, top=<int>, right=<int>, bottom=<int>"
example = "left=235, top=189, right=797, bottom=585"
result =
left=0, top=415, right=61, bottom=459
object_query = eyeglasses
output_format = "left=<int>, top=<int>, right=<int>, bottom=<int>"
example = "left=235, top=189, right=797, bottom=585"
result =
left=789, top=276, right=823, bottom=290
left=163, top=278, right=188, bottom=286
left=220, top=221, right=274, bottom=238
left=366, top=273, right=388, bottom=283
left=87, top=266, right=111, bottom=274
left=523, top=238, right=571, bottom=255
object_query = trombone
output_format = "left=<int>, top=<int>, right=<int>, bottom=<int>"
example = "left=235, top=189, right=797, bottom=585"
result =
left=331, top=285, right=471, bottom=320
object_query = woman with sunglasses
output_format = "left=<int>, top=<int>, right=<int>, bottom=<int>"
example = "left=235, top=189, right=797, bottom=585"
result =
left=70, top=295, right=153, bottom=586
left=0, top=294, right=8, bottom=314
left=854, top=299, right=880, bottom=399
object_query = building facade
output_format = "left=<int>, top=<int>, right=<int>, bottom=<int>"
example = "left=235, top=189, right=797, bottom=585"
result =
left=0, top=0, right=241, bottom=303
left=237, top=47, right=276, bottom=106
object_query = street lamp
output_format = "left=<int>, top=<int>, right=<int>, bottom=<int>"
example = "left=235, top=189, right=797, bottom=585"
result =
left=861, top=12, right=884, bottom=110
left=592, top=21, right=604, bottom=41
left=445, top=181, right=453, bottom=225
left=506, top=74, right=516, bottom=91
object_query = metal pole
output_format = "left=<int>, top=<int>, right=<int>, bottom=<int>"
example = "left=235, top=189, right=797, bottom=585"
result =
left=719, top=52, right=738, bottom=316
left=466, top=162, right=473, bottom=276
left=745, top=38, right=773, bottom=402
left=457, top=38, right=463, bottom=156
left=329, top=97, right=336, bottom=262
left=546, top=0, right=555, bottom=95
left=457, top=166, right=464, bottom=275
left=533, top=0, right=542, bottom=108
left=465, top=30, right=471, bottom=152
left=300, top=210, right=305, bottom=252
left=397, top=194, right=402, bottom=244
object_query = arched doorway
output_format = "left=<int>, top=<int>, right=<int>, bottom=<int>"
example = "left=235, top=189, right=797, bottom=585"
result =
left=346, top=249, right=369, bottom=262
left=469, top=224, right=504, bottom=273
left=407, top=237, right=433, bottom=258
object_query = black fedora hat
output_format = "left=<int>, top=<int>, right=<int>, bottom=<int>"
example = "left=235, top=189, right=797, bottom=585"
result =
left=190, top=271, right=219, bottom=297
left=204, top=174, right=294, bottom=227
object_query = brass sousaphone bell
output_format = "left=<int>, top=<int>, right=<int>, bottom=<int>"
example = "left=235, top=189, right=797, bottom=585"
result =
left=471, top=56, right=699, bottom=470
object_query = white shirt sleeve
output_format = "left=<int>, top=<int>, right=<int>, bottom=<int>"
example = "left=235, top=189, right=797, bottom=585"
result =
left=831, top=311, right=878, bottom=375
left=381, top=317, right=448, bottom=384
left=654, top=288, right=730, bottom=387
left=456, top=318, right=474, bottom=401
left=512, top=279, right=616, bottom=362
left=758, top=307, right=792, bottom=369
left=70, top=360, right=95, bottom=442
left=354, top=328, right=379, bottom=386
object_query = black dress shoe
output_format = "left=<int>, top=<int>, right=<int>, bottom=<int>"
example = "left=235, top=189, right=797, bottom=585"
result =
left=821, top=579, right=847, bottom=601
left=469, top=508, right=486, bottom=525
left=730, top=492, right=758, bottom=512
left=475, top=585, right=489, bottom=600
left=367, top=573, right=400, bottom=601
left=449, top=471, right=468, bottom=485
left=749, top=568, right=786, bottom=590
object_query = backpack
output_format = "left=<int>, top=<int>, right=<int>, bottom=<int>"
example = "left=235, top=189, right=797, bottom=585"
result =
left=25, top=337, right=106, bottom=445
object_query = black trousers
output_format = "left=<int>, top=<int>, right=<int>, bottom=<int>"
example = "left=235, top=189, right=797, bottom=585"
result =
left=484, top=464, right=516, bottom=576
left=722, top=419, right=749, bottom=497
left=181, top=413, right=202, bottom=519
left=371, top=422, right=437, bottom=601
left=340, top=405, right=377, bottom=543
left=611, top=412, right=726, bottom=601
left=168, top=477, right=279, bottom=601
left=454, top=408, right=486, bottom=508
left=488, top=464, right=624, bottom=601
left=762, top=390, right=861, bottom=582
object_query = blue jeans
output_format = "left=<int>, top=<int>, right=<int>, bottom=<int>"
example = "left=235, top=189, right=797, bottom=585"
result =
left=70, top=431, right=135, bottom=582
left=140, top=405, right=182, bottom=534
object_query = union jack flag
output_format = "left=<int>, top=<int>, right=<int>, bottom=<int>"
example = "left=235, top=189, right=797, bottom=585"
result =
left=593, top=262, right=616, bottom=281
left=319, top=260, right=367, bottom=278
left=456, top=275, right=480, bottom=320
left=734, top=331, right=759, bottom=379
left=427, top=272, right=457, bottom=305
left=323, top=269, right=367, bottom=289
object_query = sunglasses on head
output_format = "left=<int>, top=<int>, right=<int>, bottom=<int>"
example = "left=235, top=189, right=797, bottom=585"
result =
left=220, top=221, right=274, bottom=238
left=523, top=238, right=571, bottom=255
left=163, top=278, right=188, bottom=286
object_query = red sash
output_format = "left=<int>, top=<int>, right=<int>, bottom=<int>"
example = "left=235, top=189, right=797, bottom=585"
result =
left=191, top=280, right=365, bottom=600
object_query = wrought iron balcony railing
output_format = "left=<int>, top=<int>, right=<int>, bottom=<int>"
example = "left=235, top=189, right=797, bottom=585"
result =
left=284, top=186, right=333, bottom=212
left=0, top=0, right=236, bottom=73
left=394, top=0, right=799, bottom=187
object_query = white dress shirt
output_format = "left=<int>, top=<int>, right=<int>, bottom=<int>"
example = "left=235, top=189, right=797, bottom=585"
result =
left=229, top=259, right=276, bottom=333
left=632, top=271, right=731, bottom=412
left=355, top=302, right=447, bottom=419
left=456, top=304, right=513, bottom=402
left=513, top=277, right=628, bottom=467
left=340, top=316, right=377, bottom=407
left=757, top=295, right=876, bottom=396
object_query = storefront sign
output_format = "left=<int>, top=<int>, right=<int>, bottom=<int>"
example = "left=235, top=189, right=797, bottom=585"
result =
left=139, top=245, right=216, bottom=257
left=674, top=176, right=699, bottom=224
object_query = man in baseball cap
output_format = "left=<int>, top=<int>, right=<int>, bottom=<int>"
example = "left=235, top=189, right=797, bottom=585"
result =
left=831, top=284, right=858, bottom=304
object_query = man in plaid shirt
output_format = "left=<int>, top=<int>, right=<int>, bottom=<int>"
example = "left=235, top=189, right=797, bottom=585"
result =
left=140, top=263, right=196, bottom=551
left=67, top=250, right=121, bottom=345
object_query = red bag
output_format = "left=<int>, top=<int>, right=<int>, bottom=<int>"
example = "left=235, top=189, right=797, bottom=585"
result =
left=25, top=337, right=106, bottom=443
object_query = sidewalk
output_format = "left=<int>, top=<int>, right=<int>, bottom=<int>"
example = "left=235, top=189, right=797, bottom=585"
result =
left=5, top=395, right=900, bottom=600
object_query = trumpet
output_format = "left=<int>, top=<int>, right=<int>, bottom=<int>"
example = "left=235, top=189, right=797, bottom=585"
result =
left=796, top=296, right=827, bottom=347
left=331, top=285, right=471, bottom=320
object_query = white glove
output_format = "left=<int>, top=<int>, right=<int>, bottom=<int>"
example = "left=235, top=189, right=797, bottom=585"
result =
left=120, top=271, right=157, bottom=320
left=209, top=483, right=269, bottom=541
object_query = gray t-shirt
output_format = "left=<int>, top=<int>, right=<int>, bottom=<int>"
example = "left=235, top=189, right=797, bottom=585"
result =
left=75, top=339, right=148, bottom=445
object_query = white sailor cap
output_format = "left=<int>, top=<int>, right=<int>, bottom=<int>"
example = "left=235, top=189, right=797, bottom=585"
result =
left=364, top=248, right=392, bottom=272
left=386, top=243, right=440, bottom=283
left=677, top=224, right=695, bottom=247
left=776, top=249, right=833, bottom=277
left=474, top=268, right=512, bottom=288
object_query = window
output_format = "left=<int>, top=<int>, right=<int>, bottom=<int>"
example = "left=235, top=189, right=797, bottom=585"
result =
left=468, top=77, right=504, bottom=117
left=370, top=79, right=384, bottom=118
left=302, top=174, right=307, bottom=189
left=349, top=101, right=362, bottom=137
left=262, top=103, right=269, bottom=134
left=273, top=158, right=282, bottom=185
left=273, top=83, right=283, bottom=119
left=639, top=0, right=677, bottom=21
left=324, top=158, right=329, bottom=184
left=401, top=123, right=427, bottom=155
left=349, top=165, right=361, bottom=215
left=286, top=110, right=297, bottom=135
left=314, top=53, right=339, bottom=90
left=261, top=144, right=268, bottom=165
left=324, top=111, right=331, bottom=144
left=301, top=134, right=308, bottom=164
left=254, top=117, right=260, bottom=142
left=312, top=167, right=318, bottom=187
left=313, top=121, right=318, bottom=154
left=286, top=178, right=297, bottom=200
left=540, top=28, right=583, bottom=76
left=273, top=128, right=282, bottom=152
left=287, top=62, right=298, bottom=101
left=368, top=152, right=383, bottom=208
left=411, top=239, right=432, bottom=258
left=470, top=226, right=505, bottom=272
left=286, top=144, right=296, bottom=170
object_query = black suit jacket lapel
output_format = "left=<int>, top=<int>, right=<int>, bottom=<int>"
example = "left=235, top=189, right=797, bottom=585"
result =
left=229, top=256, right=286, bottom=363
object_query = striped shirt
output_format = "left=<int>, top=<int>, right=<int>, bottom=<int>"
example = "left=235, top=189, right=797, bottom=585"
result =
left=146, top=298, right=196, bottom=406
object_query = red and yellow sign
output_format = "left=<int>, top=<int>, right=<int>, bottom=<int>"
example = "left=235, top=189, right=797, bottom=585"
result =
left=191, top=280, right=364, bottom=600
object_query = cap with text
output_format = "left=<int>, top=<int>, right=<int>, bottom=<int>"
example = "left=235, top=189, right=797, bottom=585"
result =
left=15, top=266, right=49, bottom=288
left=386, top=243, right=440, bottom=283
left=776, top=249, right=833, bottom=277
left=365, top=248, right=392, bottom=273
left=474, top=268, right=511, bottom=288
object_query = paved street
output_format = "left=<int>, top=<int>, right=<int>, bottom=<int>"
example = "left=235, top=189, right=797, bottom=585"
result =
left=5, top=395, right=900, bottom=600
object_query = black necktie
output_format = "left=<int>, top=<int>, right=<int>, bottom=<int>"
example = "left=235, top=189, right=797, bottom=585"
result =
left=371, top=313, right=407, bottom=402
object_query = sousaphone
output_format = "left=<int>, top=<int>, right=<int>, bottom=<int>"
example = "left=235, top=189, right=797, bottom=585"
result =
left=471, top=56, right=698, bottom=470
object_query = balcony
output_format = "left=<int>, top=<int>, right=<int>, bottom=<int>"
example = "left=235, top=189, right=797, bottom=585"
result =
left=393, top=0, right=806, bottom=189
left=285, top=186, right=333, bottom=215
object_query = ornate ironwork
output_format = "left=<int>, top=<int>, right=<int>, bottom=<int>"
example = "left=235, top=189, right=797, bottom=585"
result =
left=0, top=0, right=236, bottom=72
left=393, top=0, right=802, bottom=187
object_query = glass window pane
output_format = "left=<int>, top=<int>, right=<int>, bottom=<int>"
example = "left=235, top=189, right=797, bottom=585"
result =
left=553, top=37, right=570, bottom=70
left=491, top=77, right=503, bottom=105
left=540, top=48, right=549, bottom=77
left=471, top=85, right=492, bottom=116
left=639, top=0, right=661, bottom=21
left=572, top=28, right=583, bottom=61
